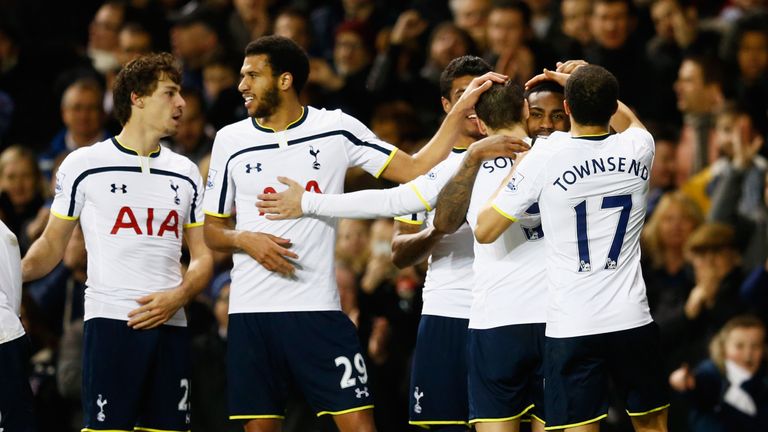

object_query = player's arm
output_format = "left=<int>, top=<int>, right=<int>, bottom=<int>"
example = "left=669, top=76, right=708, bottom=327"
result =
left=609, top=100, right=645, bottom=132
left=433, top=137, right=529, bottom=234
left=203, top=214, right=298, bottom=276
left=474, top=168, right=519, bottom=244
left=526, top=65, right=644, bottom=132
left=128, top=226, right=214, bottom=329
left=256, top=176, right=429, bottom=220
left=391, top=219, right=445, bottom=269
left=22, top=214, right=77, bottom=282
left=378, top=72, right=507, bottom=183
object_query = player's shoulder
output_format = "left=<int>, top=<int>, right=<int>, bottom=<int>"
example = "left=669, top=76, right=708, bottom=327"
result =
left=215, top=117, right=257, bottom=140
left=617, top=127, right=654, bottom=144
left=158, top=145, right=201, bottom=177
left=59, top=138, right=113, bottom=168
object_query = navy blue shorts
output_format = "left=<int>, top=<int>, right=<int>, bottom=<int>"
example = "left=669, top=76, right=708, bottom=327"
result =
left=468, top=323, right=545, bottom=426
left=82, top=318, right=191, bottom=432
left=544, top=322, right=669, bottom=430
left=0, top=334, right=34, bottom=432
left=408, top=315, right=469, bottom=428
left=227, top=311, right=374, bottom=421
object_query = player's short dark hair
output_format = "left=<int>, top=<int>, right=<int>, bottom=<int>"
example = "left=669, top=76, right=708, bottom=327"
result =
left=245, top=35, right=310, bottom=94
left=564, top=65, right=618, bottom=126
left=439, top=55, right=493, bottom=100
left=475, top=81, right=526, bottom=130
left=524, top=80, right=564, bottom=99
left=113, top=52, right=182, bottom=126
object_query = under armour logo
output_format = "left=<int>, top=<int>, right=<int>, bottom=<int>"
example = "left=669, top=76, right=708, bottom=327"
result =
left=309, top=145, right=320, bottom=170
left=110, top=184, right=127, bottom=194
left=605, top=258, right=617, bottom=270
left=170, top=181, right=180, bottom=205
left=413, top=386, right=424, bottom=414
left=355, top=386, right=370, bottom=399
left=97, top=394, right=108, bottom=422
left=245, top=163, right=262, bottom=173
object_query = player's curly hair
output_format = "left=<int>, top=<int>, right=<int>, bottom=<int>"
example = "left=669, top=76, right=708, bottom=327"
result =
left=475, top=81, right=525, bottom=130
left=564, top=65, right=618, bottom=126
left=113, top=53, right=182, bottom=126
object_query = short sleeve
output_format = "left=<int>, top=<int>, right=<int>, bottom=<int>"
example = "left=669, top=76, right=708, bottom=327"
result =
left=50, top=150, right=87, bottom=220
left=202, top=132, right=235, bottom=217
left=394, top=210, right=427, bottom=226
left=491, top=149, right=548, bottom=222
left=184, top=162, right=205, bottom=228
left=340, top=113, right=398, bottom=178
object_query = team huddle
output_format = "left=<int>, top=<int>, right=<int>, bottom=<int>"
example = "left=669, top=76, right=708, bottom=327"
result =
left=0, top=35, right=667, bottom=432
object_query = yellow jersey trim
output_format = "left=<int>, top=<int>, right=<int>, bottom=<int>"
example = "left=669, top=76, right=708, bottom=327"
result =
left=183, top=222, right=204, bottom=228
left=408, top=183, right=432, bottom=212
left=544, top=413, right=607, bottom=430
left=229, top=414, right=285, bottom=420
left=626, top=404, right=670, bottom=417
left=394, top=216, right=423, bottom=225
left=254, top=106, right=306, bottom=132
left=113, top=136, right=161, bottom=157
left=469, top=404, right=534, bottom=424
left=530, top=414, right=545, bottom=424
left=51, top=209, right=79, bottom=221
left=374, top=148, right=399, bottom=178
left=572, top=132, right=610, bottom=138
left=316, top=404, right=374, bottom=417
left=491, top=204, right=518, bottom=222
left=204, top=210, right=232, bottom=218
left=134, top=427, right=191, bottom=432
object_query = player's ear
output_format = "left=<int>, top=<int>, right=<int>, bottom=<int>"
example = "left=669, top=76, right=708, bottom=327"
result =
left=131, top=92, right=144, bottom=109
left=477, top=119, right=489, bottom=136
left=278, top=72, right=293, bottom=91
left=522, top=99, right=530, bottom=120
left=563, top=99, right=571, bottom=116
left=441, top=97, right=451, bottom=115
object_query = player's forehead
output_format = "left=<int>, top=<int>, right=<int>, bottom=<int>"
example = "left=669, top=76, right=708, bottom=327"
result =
left=153, top=75, right=180, bottom=92
left=528, top=90, right=564, bottom=111
left=241, top=54, right=272, bottom=75
left=449, top=75, right=476, bottom=100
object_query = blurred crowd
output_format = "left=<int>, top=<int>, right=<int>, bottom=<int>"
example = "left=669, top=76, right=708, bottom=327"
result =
left=1, top=0, right=767, bottom=431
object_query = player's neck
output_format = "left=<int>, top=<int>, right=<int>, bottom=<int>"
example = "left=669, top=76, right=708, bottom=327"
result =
left=116, top=123, right=161, bottom=156
left=570, top=123, right=610, bottom=138
left=256, top=99, right=304, bottom=132
left=489, top=125, right=528, bottom=139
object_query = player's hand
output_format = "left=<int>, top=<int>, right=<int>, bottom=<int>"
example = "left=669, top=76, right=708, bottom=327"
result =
left=669, top=364, right=695, bottom=392
left=238, top=231, right=298, bottom=276
left=525, top=68, right=570, bottom=90
left=128, top=288, right=187, bottom=330
left=467, top=135, right=530, bottom=162
left=451, top=71, right=509, bottom=114
left=555, top=60, right=588, bottom=74
left=256, top=176, right=305, bottom=220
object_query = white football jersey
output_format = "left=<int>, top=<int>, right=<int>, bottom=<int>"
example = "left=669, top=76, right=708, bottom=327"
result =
left=51, top=138, right=204, bottom=326
left=395, top=149, right=474, bottom=319
left=492, top=129, right=655, bottom=338
left=203, top=107, right=398, bottom=313
left=0, top=220, right=24, bottom=344
left=466, top=141, right=547, bottom=329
